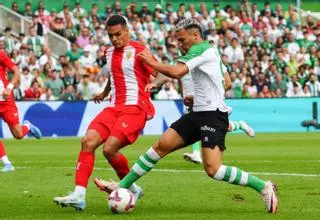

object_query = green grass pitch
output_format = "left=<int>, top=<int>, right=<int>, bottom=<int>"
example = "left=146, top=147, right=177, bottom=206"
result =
left=0, top=133, right=320, bottom=220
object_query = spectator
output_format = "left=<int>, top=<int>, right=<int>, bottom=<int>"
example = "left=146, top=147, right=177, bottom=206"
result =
left=255, top=73, right=270, bottom=94
left=76, top=74, right=96, bottom=100
left=24, top=2, right=33, bottom=19
left=50, top=14, right=66, bottom=36
left=300, top=84, right=312, bottom=97
left=223, top=38, right=244, bottom=64
left=28, top=55, right=40, bottom=71
left=34, top=2, right=50, bottom=17
left=72, top=1, right=87, bottom=20
left=76, top=27, right=90, bottom=49
left=66, top=43, right=83, bottom=63
left=3, top=27, right=15, bottom=55
left=22, top=26, right=45, bottom=58
left=79, top=46, right=96, bottom=69
left=24, top=80, right=42, bottom=100
left=39, top=48, right=57, bottom=69
left=60, top=85, right=77, bottom=101
left=306, top=73, right=320, bottom=97
left=286, top=82, right=302, bottom=97
left=20, top=67, right=34, bottom=93
left=45, top=69, right=65, bottom=98
left=271, top=74, right=287, bottom=97
left=11, top=2, right=22, bottom=15
left=40, top=88, right=56, bottom=101
left=61, top=64, right=78, bottom=88
left=258, top=85, right=272, bottom=98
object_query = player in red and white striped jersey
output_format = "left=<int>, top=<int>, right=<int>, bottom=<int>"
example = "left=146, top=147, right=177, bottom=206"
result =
left=54, top=15, right=156, bottom=210
left=0, top=34, right=42, bottom=173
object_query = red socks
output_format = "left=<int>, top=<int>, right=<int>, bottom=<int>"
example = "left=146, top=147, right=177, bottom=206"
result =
left=21, top=125, right=29, bottom=137
left=109, top=154, right=130, bottom=179
left=0, top=141, right=6, bottom=158
left=75, top=152, right=95, bottom=188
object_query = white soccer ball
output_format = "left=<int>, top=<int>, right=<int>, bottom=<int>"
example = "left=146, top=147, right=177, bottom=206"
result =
left=108, top=188, right=135, bottom=213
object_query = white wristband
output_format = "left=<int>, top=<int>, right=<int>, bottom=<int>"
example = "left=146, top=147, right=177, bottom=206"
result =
left=7, top=83, right=14, bottom=90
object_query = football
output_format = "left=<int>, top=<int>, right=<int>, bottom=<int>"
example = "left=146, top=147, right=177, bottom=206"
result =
left=108, top=188, right=135, bottom=213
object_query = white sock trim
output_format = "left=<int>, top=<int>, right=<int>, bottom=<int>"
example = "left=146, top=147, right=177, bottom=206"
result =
left=146, top=147, right=161, bottom=161
left=132, top=164, right=147, bottom=176
left=74, top=185, right=86, bottom=196
left=139, top=156, right=154, bottom=168
left=229, top=121, right=236, bottom=131
left=23, top=123, right=30, bottom=130
left=239, top=171, right=249, bottom=185
left=0, top=155, right=11, bottom=165
left=213, top=165, right=226, bottom=180
left=228, top=167, right=237, bottom=183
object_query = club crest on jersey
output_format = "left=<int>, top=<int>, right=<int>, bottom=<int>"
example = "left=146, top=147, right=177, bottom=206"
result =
left=125, top=51, right=133, bottom=60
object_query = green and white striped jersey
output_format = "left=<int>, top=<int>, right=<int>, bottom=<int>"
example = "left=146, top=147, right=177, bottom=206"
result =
left=178, top=41, right=229, bottom=112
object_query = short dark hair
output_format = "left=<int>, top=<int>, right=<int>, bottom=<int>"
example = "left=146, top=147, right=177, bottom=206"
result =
left=106, top=15, right=127, bottom=27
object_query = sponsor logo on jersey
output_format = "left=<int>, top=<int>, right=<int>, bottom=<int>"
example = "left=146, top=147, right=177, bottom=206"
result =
left=201, top=125, right=215, bottom=132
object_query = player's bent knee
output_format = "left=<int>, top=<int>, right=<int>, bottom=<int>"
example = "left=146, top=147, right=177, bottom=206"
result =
left=153, top=141, right=169, bottom=158
left=102, top=147, right=115, bottom=159
left=204, top=164, right=221, bottom=178
left=81, top=137, right=97, bottom=153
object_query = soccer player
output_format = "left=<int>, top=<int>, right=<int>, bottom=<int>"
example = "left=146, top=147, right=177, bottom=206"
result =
left=95, top=18, right=278, bottom=213
left=146, top=48, right=255, bottom=164
left=0, top=34, right=42, bottom=172
left=181, top=73, right=255, bottom=164
left=53, top=15, right=156, bottom=210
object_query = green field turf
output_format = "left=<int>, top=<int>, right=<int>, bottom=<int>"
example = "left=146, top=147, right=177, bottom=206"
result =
left=0, top=133, right=320, bottom=220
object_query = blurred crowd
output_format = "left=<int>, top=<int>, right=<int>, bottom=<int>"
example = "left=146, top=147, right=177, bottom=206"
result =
left=3, top=1, right=320, bottom=100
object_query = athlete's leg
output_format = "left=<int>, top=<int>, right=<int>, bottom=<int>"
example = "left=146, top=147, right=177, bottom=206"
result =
left=54, top=108, right=113, bottom=210
left=0, top=140, right=14, bottom=172
left=229, top=120, right=255, bottom=137
left=202, top=145, right=277, bottom=213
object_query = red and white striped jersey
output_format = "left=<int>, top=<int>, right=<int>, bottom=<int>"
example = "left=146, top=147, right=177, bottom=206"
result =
left=104, top=41, right=155, bottom=119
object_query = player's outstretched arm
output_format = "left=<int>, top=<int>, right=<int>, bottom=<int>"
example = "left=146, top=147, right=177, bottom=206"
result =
left=138, top=50, right=189, bottom=79
left=145, top=73, right=171, bottom=92
left=93, top=77, right=111, bottom=104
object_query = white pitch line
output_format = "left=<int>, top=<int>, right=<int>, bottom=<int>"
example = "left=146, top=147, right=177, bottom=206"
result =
left=14, top=166, right=320, bottom=177
left=19, top=159, right=320, bottom=164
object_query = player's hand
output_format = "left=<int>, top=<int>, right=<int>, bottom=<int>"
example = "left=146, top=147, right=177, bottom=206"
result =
left=183, top=96, right=194, bottom=108
left=3, top=88, right=12, bottom=100
left=93, top=92, right=106, bottom=104
left=137, top=50, right=154, bottom=66
left=145, top=82, right=157, bottom=92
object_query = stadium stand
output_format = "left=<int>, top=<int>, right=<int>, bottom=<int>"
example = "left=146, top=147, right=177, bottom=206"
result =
left=0, top=0, right=319, bottom=100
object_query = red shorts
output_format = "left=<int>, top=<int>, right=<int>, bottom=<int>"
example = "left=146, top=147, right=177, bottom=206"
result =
left=0, top=105, right=20, bottom=127
left=88, top=106, right=147, bottom=146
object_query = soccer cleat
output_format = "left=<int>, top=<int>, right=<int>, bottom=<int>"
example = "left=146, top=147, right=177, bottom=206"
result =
left=183, top=153, right=202, bottom=164
left=24, top=120, right=42, bottom=139
left=53, top=192, right=86, bottom=211
left=0, top=164, right=15, bottom=172
left=94, top=177, right=120, bottom=194
left=239, top=120, right=255, bottom=138
left=129, top=184, right=144, bottom=202
left=261, top=181, right=278, bottom=213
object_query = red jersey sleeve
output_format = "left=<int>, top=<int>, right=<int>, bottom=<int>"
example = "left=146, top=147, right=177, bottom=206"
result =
left=142, top=52, right=157, bottom=77
left=0, top=51, right=15, bottom=72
